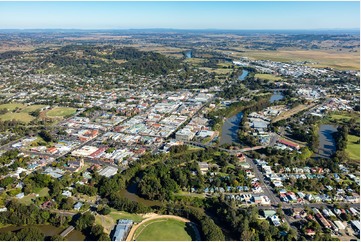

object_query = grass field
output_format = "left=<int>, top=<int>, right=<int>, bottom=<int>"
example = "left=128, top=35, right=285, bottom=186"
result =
left=19, top=188, right=49, bottom=205
left=134, top=218, right=193, bottom=241
left=0, top=112, right=35, bottom=123
left=108, top=210, right=144, bottom=223
left=231, top=49, right=360, bottom=71
left=0, top=103, right=46, bottom=123
left=0, top=103, right=26, bottom=111
left=21, top=105, right=46, bottom=113
left=254, top=73, right=282, bottom=81
left=346, top=135, right=360, bottom=161
left=46, top=107, right=76, bottom=117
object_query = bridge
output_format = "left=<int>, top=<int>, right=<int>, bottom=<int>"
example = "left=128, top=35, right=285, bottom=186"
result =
left=60, top=225, right=75, bottom=238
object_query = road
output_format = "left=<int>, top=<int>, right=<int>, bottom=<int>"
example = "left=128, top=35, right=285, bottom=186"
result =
left=245, top=157, right=281, bottom=205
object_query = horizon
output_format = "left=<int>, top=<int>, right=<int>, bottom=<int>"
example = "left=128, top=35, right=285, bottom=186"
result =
left=0, top=1, right=359, bottom=30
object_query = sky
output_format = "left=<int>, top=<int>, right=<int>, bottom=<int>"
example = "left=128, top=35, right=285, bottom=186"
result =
left=0, top=1, right=359, bottom=30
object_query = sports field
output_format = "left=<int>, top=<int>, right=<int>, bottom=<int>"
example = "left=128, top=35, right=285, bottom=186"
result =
left=133, top=218, right=193, bottom=241
left=46, top=107, right=76, bottom=117
left=346, top=135, right=360, bottom=161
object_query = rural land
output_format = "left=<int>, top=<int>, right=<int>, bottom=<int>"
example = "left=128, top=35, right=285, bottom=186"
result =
left=0, top=28, right=359, bottom=242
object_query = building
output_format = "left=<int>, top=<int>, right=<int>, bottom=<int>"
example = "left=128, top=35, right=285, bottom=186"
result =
left=74, top=202, right=83, bottom=211
left=351, top=220, right=360, bottom=234
left=62, top=190, right=72, bottom=197
left=277, top=139, right=300, bottom=150
left=112, top=219, right=133, bottom=241
left=98, top=166, right=118, bottom=178
left=16, top=193, right=24, bottom=199
left=262, top=210, right=277, bottom=219
left=334, top=221, right=346, bottom=230
left=175, top=129, right=195, bottom=141
left=198, top=162, right=209, bottom=175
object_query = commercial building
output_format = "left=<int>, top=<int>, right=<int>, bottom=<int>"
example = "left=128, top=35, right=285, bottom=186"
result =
left=112, top=219, right=133, bottom=241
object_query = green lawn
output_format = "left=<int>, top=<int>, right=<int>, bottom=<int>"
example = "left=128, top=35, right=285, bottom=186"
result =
left=19, top=188, right=49, bottom=205
left=0, top=103, right=46, bottom=123
left=328, top=112, right=360, bottom=124
left=46, top=107, right=76, bottom=117
left=254, top=73, right=282, bottom=81
left=21, top=105, right=46, bottom=113
left=346, top=135, right=360, bottom=161
left=109, top=210, right=144, bottom=223
left=0, top=112, right=35, bottom=123
left=0, top=103, right=26, bottom=111
left=134, top=218, right=193, bottom=241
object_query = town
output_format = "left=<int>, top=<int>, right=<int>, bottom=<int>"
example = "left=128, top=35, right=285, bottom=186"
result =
left=0, top=26, right=360, bottom=241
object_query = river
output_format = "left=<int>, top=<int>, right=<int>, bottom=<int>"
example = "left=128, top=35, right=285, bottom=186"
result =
left=238, top=70, right=249, bottom=81
left=269, top=91, right=284, bottom=103
left=219, top=70, right=250, bottom=145
left=0, top=224, right=85, bottom=241
left=316, top=124, right=338, bottom=158
left=119, top=181, right=162, bottom=207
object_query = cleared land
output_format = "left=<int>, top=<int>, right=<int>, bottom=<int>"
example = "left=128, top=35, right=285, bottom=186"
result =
left=231, top=50, right=360, bottom=70
left=133, top=218, right=193, bottom=241
left=46, top=107, right=76, bottom=117
left=272, top=104, right=316, bottom=123
left=254, top=73, right=282, bottom=81
left=346, top=135, right=360, bottom=161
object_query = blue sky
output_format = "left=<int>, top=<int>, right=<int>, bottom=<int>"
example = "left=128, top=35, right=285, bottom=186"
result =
left=0, top=1, right=359, bottom=29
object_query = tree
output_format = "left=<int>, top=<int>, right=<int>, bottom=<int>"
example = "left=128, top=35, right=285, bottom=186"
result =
left=0, top=231, right=18, bottom=241
left=75, top=212, right=95, bottom=231
left=98, top=233, right=110, bottom=241
left=39, top=130, right=55, bottom=143
left=50, top=234, right=66, bottom=241
left=61, top=197, right=74, bottom=210
left=91, top=224, right=104, bottom=238
left=98, top=205, right=111, bottom=215
left=16, top=227, right=45, bottom=241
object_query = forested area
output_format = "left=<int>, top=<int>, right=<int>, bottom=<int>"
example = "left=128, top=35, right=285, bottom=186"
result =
left=38, top=45, right=184, bottom=77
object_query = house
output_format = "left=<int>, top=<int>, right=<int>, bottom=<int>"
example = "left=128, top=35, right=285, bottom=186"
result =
left=16, top=193, right=24, bottom=199
left=62, top=190, right=72, bottom=197
left=73, top=202, right=83, bottom=211
left=292, top=207, right=304, bottom=217
left=269, top=215, right=281, bottom=226
left=305, top=229, right=316, bottom=236
left=41, top=200, right=53, bottom=209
